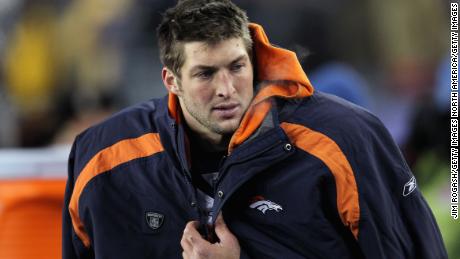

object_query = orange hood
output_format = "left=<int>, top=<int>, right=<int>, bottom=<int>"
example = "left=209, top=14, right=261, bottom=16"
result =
left=168, top=23, right=314, bottom=153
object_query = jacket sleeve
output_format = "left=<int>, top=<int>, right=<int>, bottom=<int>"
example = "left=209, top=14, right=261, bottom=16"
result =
left=62, top=138, right=94, bottom=259
left=350, top=118, right=447, bottom=259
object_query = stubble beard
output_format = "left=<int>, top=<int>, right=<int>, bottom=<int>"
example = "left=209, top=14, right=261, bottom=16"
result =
left=182, top=98, right=240, bottom=136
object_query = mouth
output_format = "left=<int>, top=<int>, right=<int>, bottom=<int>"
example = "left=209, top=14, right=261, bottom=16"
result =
left=212, top=103, right=240, bottom=118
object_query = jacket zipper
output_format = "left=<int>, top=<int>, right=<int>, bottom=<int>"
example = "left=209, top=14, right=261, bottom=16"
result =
left=211, top=138, right=292, bottom=225
left=217, top=138, right=284, bottom=184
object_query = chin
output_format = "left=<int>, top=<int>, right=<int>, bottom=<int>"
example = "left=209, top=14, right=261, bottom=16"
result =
left=214, top=121, right=240, bottom=135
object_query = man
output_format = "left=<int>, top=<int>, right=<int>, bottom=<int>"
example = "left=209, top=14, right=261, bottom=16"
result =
left=62, top=0, right=447, bottom=258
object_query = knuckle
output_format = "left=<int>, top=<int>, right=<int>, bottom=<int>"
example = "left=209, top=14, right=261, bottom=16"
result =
left=183, top=225, right=191, bottom=233
left=194, top=245, right=209, bottom=258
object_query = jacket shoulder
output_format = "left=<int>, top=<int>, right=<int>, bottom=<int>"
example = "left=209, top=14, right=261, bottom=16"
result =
left=71, top=98, right=165, bottom=176
left=282, top=91, right=406, bottom=177
left=284, top=91, right=385, bottom=139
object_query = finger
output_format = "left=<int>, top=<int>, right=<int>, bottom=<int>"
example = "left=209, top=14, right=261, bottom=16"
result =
left=214, top=213, right=237, bottom=245
left=181, top=221, right=199, bottom=253
left=180, top=232, right=193, bottom=252
left=183, top=221, right=201, bottom=241
left=183, top=220, right=212, bottom=250
left=184, top=221, right=199, bottom=232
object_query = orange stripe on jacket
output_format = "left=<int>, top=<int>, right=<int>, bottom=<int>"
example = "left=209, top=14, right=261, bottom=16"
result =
left=281, top=122, right=360, bottom=239
left=69, top=133, right=164, bottom=248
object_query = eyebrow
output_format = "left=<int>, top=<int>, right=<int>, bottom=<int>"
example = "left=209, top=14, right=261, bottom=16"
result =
left=229, top=55, right=248, bottom=65
left=189, top=54, right=248, bottom=75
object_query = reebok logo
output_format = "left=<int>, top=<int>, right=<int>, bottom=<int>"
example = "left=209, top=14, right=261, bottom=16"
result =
left=249, top=196, right=283, bottom=214
left=403, top=176, right=417, bottom=197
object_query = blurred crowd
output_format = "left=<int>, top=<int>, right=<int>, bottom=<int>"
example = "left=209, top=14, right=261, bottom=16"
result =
left=0, top=0, right=170, bottom=146
left=0, top=0, right=455, bottom=256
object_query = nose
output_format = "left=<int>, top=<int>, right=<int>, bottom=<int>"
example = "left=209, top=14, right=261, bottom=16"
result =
left=215, top=71, right=236, bottom=98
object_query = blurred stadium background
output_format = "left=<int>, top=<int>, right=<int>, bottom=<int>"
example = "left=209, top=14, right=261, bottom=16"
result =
left=0, top=0, right=454, bottom=258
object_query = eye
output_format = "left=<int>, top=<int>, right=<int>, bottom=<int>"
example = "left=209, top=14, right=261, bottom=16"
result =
left=230, top=63, right=245, bottom=72
left=196, top=70, right=214, bottom=79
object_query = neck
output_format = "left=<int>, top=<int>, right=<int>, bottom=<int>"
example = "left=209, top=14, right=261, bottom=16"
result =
left=177, top=98, right=233, bottom=152
left=186, top=127, right=230, bottom=152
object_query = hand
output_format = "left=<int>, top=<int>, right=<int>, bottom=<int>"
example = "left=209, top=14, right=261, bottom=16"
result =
left=181, top=213, right=240, bottom=259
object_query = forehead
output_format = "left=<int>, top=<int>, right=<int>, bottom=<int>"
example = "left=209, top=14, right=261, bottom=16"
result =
left=181, top=37, right=249, bottom=70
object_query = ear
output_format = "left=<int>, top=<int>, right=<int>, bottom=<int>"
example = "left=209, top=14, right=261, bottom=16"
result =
left=162, top=67, right=181, bottom=96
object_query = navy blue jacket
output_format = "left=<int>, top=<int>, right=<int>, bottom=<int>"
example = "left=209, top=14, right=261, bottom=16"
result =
left=63, top=24, right=447, bottom=259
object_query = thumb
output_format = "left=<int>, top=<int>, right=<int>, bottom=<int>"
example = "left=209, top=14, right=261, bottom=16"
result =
left=214, top=212, right=237, bottom=245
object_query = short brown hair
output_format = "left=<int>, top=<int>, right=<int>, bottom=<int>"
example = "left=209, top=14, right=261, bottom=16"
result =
left=157, top=0, right=252, bottom=77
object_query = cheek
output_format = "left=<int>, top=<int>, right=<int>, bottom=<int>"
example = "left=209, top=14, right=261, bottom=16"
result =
left=236, top=74, right=254, bottom=97
left=184, top=82, right=214, bottom=104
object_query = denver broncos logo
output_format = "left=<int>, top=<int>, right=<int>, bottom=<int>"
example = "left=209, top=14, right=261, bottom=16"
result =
left=249, top=196, right=283, bottom=214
